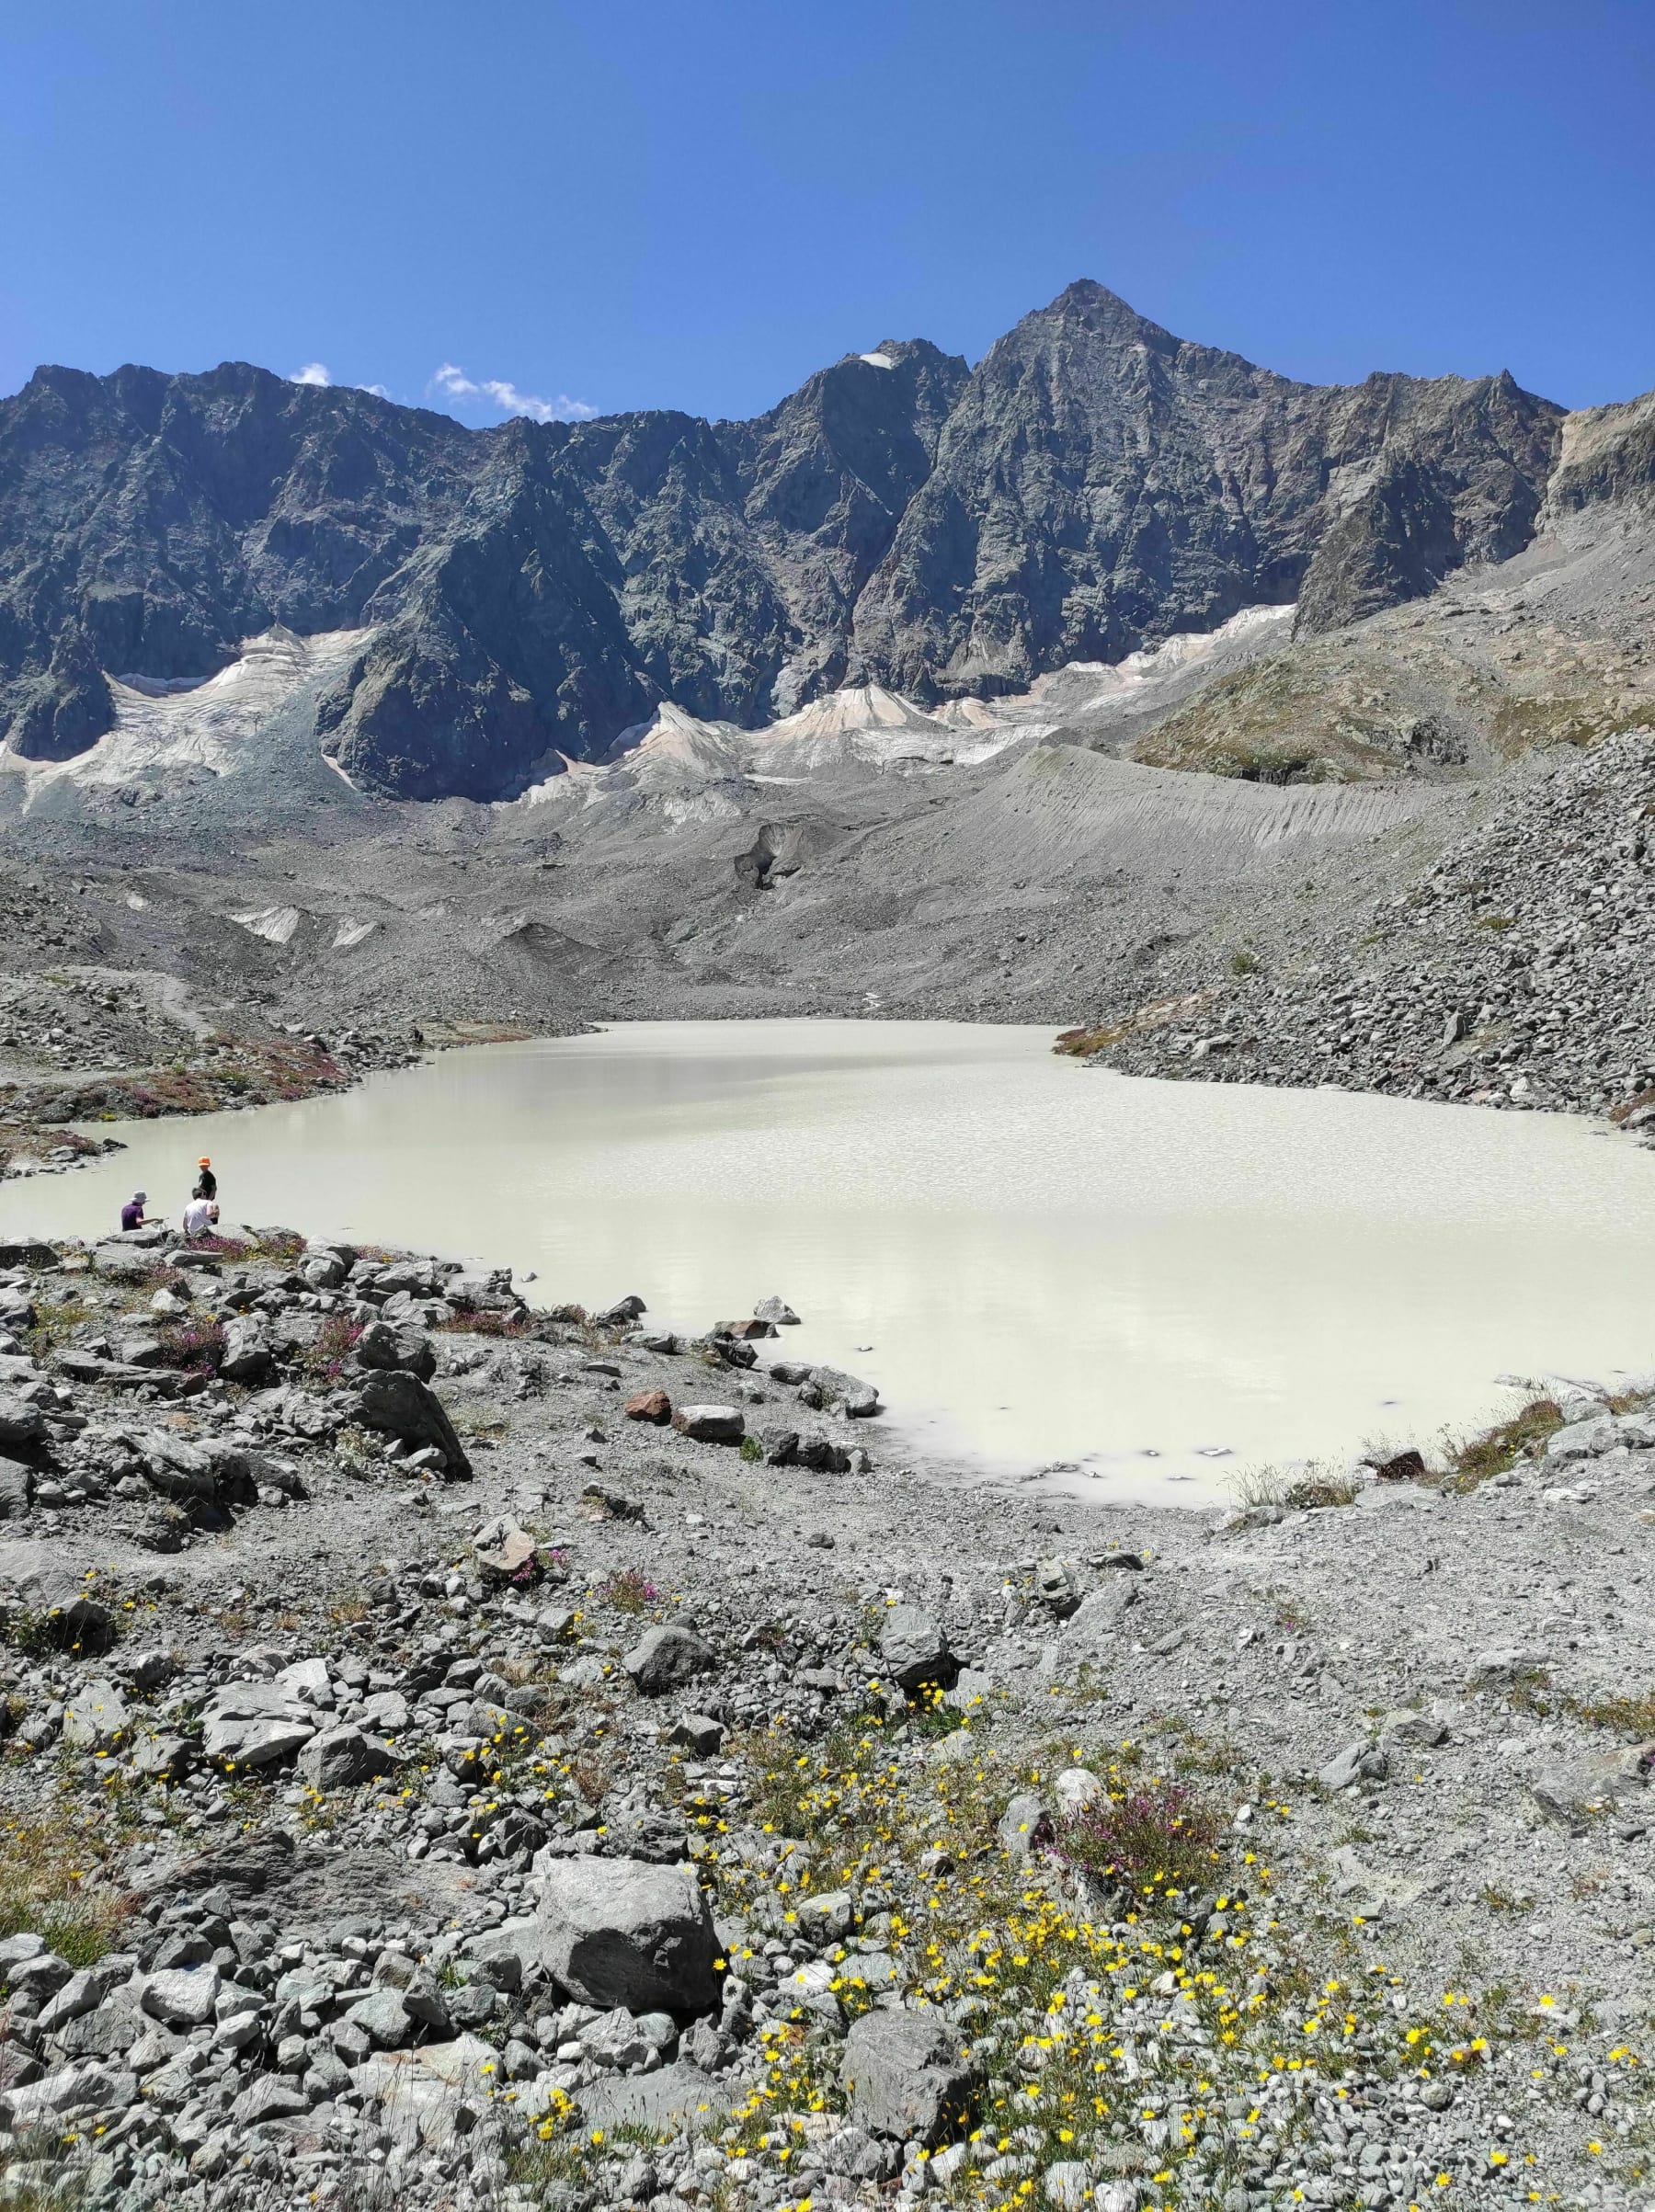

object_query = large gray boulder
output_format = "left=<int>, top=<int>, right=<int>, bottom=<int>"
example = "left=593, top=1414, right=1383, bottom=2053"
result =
left=0, top=1397, right=47, bottom=1449
left=670, top=1404, right=745, bottom=1444
left=353, top=1369, right=472, bottom=1477
left=841, top=2008, right=976, bottom=2143
left=802, top=1364, right=882, bottom=1417
left=623, top=1624, right=715, bottom=1694
left=536, top=1856, right=719, bottom=2015
left=878, top=1604, right=950, bottom=1690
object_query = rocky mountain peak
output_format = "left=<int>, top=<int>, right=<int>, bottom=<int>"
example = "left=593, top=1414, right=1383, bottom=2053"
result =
left=0, top=289, right=1636, bottom=798
left=1038, top=276, right=1170, bottom=336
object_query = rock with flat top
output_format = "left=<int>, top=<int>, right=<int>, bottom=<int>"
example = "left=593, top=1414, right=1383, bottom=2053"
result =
left=61, top=1680, right=130, bottom=1752
left=535, top=1856, right=719, bottom=2014
left=670, top=1404, right=744, bottom=1444
left=200, top=1682, right=314, bottom=1769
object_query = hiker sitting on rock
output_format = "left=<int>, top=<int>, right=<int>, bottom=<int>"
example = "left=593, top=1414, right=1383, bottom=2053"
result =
left=120, top=1191, right=148, bottom=1232
left=182, top=1193, right=220, bottom=1242
left=193, top=1156, right=217, bottom=1202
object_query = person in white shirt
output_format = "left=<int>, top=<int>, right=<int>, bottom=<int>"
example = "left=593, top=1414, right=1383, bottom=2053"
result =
left=182, top=1195, right=219, bottom=1241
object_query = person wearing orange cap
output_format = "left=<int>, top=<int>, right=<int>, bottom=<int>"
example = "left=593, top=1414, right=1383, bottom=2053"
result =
left=192, top=1157, right=217, bottom=1203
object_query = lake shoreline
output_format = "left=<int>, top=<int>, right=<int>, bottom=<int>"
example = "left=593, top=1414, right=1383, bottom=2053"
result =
left=4, top=1022, right=1654, bottom=1501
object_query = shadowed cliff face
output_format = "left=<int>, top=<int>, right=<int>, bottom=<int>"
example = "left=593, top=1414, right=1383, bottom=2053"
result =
left=0, top=286, right=1576, bottom=796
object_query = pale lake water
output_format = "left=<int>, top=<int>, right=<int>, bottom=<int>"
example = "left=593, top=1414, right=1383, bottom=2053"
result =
left=4, top=1020, right=1655, bottom=1500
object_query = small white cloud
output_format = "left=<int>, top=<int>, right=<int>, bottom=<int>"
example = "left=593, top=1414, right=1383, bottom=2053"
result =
left=429, top=360, right=595, bottom=424
left=359, top=382, right=391, bottom=399
left=290, top=361, right=332, bottom=387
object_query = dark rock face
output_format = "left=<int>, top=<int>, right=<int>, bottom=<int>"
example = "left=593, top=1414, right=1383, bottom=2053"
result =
left=0, top=362, right=479, bottom=763
left=850, top=284, right=1562, bottom=690
left=0, top=289, right=1569, bottom=795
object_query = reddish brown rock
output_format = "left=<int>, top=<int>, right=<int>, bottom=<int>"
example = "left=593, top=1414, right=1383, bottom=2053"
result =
left=624, top=1388, right=672, bottom=1425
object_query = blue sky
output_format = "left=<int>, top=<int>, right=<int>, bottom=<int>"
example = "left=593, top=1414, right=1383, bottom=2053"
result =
left=2, top=0, right=1650, bottom=424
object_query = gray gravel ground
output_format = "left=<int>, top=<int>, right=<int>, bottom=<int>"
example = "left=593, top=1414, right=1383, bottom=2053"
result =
left=2, top=1226, right=1654, bottom=2211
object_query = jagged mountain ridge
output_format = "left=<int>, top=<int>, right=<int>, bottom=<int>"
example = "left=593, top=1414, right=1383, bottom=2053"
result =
left=0, top=281, right=1609, bottom=801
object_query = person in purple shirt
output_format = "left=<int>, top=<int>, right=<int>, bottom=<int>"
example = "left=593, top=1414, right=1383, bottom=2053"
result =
left=120, top=1192, right=148, bottom=1233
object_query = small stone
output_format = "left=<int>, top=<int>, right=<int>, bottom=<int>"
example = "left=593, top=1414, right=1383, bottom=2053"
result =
left=669, top=1714, right=724, bottom=1756
left=296, top=1724, right=400, bottom=1790
left=1318, top=1739, right=1387, bottom=1791
left=1054, top=1768, right=1101, bottom=1815
left=473, top=1515, right=537, bottom=1577
left=997, top=1793, right=1051, bottom=1864
left=582, top=2005, right=678, bottom=2069
left=795, top=1888, right=854, bottom=1941
left=142, top=1967, right=221, bottom=2030
left=346, top=1989, right=412, bottom=2048
left=1034, top=1557, right=1080, bottom=1616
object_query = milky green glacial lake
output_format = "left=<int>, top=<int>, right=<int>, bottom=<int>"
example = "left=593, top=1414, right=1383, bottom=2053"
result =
left=5, top=1020, right=1653, bottom=1499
